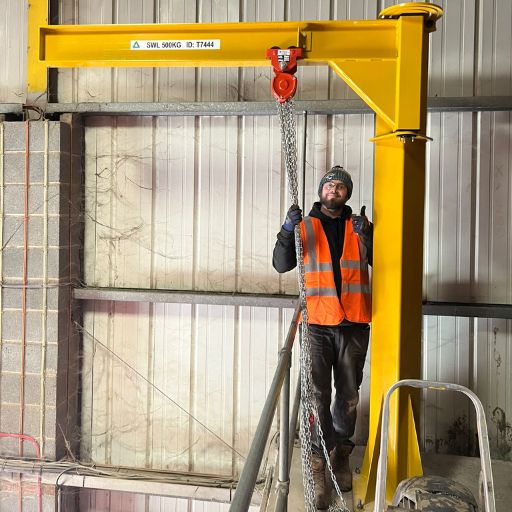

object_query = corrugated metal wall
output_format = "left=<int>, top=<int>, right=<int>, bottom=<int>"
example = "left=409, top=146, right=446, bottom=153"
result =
left=0, top=0, right=27, bottom=103
left=2, top=1, right=512, bottom=506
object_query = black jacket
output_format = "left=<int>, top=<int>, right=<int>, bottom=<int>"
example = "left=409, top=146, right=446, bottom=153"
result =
left=272, top=202, right=373, bottom=300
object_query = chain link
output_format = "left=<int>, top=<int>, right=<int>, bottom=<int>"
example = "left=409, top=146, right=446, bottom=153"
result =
left=277, top=101, right=349, bottom=512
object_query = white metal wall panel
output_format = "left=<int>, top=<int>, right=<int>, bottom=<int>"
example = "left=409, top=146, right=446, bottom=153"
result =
left=424, top=113, right=474, bottom=303
left=477, top=0, right=512, bottom=96
left=194, top=118, right=239, bottom=291
left=152, top=117, right=196, bottom=289
left=475, top=112, right=512, bottom=304
left=238, top=115, right=293, bottom=294
left=191, top=304, right=235, bottom=474
left=150, top=303, right=193, bottom=472
left=426, top=0, right=476, bottom=97
left=0, top=0, right=27, bottom=103
left=422, top=110, right=474, bottom=454
left=81, top=300, right=296, bottom=476
left=84, top=114, right=305, bottom=292
left=421, top=110, right=512, bottom=456
left=83, top=116, right=155, bottom=288
left=475, top=318, right=512, bottom=461
left=473, top=111, right=512, bottom=459
left=235, top=306, right=298, bottom=474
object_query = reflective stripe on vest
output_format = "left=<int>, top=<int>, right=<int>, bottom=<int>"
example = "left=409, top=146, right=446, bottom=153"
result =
left=301, top=216, right=372, bottom=325
left=341, top=283, right=371, bottom=294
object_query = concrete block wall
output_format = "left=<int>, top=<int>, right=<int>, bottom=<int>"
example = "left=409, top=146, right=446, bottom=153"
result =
left=0, top=118, right=83, bottom=510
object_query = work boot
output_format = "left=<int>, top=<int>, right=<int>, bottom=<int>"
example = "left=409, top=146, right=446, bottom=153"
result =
left=311, top=453, right=330, bottom=510
left=329, top=443, right=354, bottom=492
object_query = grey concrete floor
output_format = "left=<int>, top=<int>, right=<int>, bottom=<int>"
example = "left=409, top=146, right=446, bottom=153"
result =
left=267, top=445, right=512, bottom=511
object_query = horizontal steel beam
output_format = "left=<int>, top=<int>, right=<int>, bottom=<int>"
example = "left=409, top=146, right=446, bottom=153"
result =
left=49, top=100, right=369, bottom=116
left=1, top=96, right=511, bottom=118
left=427, top=96, right=512, bottom=112
left=0, top=104, right=23, bottom=115
left=73, top=287, right=299, bottom=309
left=44, top=96, right=512, bottom=116
left=73, top=288, right=512, bottom=318
left=422, top=301, right=512, bottom=319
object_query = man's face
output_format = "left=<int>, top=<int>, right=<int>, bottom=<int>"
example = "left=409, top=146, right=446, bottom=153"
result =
left=320, top=180, right=348, bottom=210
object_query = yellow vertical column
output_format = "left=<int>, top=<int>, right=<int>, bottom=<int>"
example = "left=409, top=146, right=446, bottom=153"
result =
left=28, top=0, right=49, bottom=96
left=352, top=11, right=432, bottom=508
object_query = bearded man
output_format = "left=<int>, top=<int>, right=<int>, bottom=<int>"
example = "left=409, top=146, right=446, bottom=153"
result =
left=272, top=166, right=373, bottom=509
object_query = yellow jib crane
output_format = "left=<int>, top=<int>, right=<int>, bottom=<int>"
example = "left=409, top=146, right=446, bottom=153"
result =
left=28, top=2, right=443, bottom=506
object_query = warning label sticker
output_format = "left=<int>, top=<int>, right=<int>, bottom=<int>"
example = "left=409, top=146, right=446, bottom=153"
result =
left=130, top=40, right=221, bottom=50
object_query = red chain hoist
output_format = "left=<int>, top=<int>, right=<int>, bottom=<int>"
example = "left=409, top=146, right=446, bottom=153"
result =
left=265, top=47, right=303, bottom=103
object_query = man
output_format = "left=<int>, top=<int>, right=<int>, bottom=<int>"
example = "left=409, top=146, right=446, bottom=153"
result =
left=273, top=166, right=372, bottom=509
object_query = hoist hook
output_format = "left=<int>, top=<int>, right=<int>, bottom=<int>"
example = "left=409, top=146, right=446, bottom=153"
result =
left=266, top=47, right=303, bottom=103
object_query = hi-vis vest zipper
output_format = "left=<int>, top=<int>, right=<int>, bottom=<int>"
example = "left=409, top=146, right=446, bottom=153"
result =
left=300, top=216, right=372, bottom=325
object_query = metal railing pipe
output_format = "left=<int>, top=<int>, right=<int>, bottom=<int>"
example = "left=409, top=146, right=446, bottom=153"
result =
left=274, top=366, right=291, bottom=512
left=275, top=349, right=302, bottom=512
left=230, top=305, right=300, bottom=512
left=288, top=373, right=301, bottom=473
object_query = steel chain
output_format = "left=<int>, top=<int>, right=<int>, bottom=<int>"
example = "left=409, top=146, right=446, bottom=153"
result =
left=277, top=101, right=349, bottom=512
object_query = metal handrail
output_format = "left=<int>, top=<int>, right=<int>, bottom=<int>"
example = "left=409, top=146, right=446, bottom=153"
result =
left=230, top=304, right=300, bottom=512
left=375, top=379, right=496, bottom=512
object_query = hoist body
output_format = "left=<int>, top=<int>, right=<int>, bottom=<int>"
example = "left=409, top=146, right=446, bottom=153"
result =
left=265, top=47, right=303, bottom=102
left=28, top=2, right=443, bottom=506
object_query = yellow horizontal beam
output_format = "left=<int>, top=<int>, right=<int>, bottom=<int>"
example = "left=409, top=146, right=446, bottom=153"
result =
left=33, top=19, right=403, bottom=127
left=31, top=11, right=441, bottom=130
left=38, top=20, right=397, bottom=68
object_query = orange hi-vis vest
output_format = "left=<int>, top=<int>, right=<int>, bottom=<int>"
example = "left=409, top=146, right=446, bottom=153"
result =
left=300, top=216, right=372, bottom=325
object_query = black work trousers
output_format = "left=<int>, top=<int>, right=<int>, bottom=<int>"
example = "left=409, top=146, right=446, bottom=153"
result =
left=308, top=322, right=370, bottom=455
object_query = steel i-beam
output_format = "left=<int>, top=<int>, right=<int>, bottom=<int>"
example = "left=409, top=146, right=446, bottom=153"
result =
left=29, top=3, right=443, bottom=508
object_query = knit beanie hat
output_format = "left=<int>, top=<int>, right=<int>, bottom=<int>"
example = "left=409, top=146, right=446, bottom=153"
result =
left=317, top=166, right=353, bottom=199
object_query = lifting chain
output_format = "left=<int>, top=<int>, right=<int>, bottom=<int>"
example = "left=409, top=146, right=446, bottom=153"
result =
left=277, top=100, right=349, bottom=512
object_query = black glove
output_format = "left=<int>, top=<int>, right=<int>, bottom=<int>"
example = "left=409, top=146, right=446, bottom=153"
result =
left=282, top=204, right=302, bottom=232
left=352, top=206, right=370, bottom=236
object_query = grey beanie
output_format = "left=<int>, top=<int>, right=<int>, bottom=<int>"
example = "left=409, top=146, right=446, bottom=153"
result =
left=318, top=166, right=353, bottom=199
